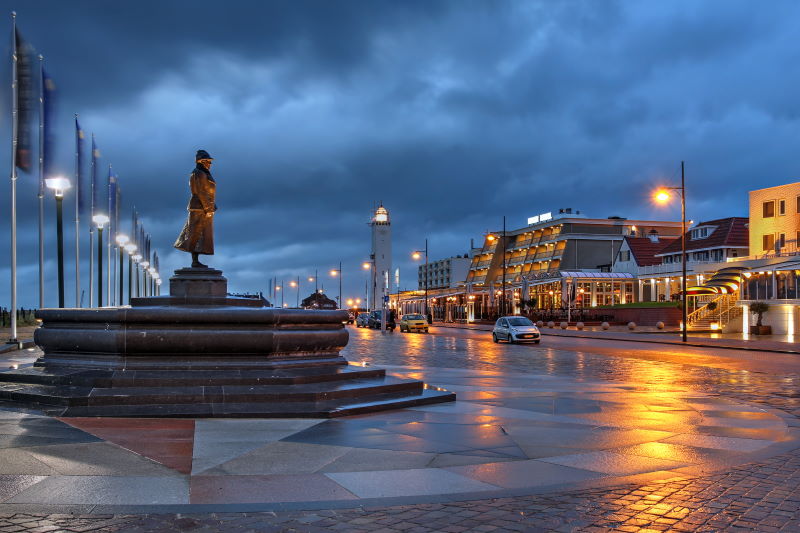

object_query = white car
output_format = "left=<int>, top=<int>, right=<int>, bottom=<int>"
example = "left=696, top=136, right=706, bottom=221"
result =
left=492, top=316, right=541, bottom=344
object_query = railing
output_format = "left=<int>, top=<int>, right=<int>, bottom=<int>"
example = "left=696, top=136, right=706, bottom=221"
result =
left=687, top=293, right=739, bottom=328
left=637, top=261, right=719, bottom=276
left=507, top=257, right=525, bottom=266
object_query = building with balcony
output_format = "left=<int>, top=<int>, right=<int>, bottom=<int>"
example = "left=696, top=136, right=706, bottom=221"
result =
left=418, top=255, right=471, bottom=290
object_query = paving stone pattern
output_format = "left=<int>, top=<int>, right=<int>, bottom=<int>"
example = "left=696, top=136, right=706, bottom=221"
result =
left=0, top=329, right=799, bottom=530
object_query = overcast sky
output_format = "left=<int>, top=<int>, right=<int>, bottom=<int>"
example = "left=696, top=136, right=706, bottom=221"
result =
left=1, top=0, right=799, bottom=309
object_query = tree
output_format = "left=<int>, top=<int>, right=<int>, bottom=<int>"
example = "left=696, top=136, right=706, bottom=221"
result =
left=750, top=302, right=769, bottom=327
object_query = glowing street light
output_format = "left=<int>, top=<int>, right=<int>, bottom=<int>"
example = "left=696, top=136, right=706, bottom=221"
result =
left=330, top=262, right=342, bottom=309
left=45, top=177, right=71, bottom=307
left=115, top=234, right=129, bottom=305
left=124, top=243, right=137, bottom=304
left=653, top=161, right=688, bottom=342
left=412, top=239, right=429, bottom=323
left=92, top=214, right=110, bottom=307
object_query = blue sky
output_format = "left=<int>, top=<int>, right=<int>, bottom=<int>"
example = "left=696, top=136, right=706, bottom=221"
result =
left=1, top=0, right=799, bottom=308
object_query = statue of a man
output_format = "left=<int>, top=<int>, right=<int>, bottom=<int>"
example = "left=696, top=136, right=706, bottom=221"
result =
left=174, top=149, right=217, bottom=268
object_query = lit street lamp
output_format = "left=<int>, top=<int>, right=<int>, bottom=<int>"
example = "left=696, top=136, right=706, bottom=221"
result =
left=124, top=243, right=137, bottom=304
left=45, top=177, right=71, bottom=308
left=115, top=234, right=129, bottom=305
left=132, top=253, right=142, bottom=298
left=412, top=239, right=429, bottom=323
left=654, top=160, right=688, bottom=342
left=330, top=262, right=342, bottom=309
left=92, top=213, right=110, bottom=307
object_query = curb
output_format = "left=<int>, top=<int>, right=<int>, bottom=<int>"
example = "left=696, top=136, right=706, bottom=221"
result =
left=430, top=324, right=800, bottom=355
left=0, top=339, right=36, bottom=355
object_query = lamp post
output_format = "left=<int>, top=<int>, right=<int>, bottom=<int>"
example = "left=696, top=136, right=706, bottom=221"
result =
left=45, top=177, right=71, bottom=308
left=330, top=262, right=342, bottom=309
left=124, top=243, right=136, bottom=304
left=115, top=234, right=128, bottom=305
left=290, top=278, right=299, bottom=307
left=654, top=161, right=688, bottom=342
left=92, top=214, right=109, bottom=307
left=412, top=239, right=429, bottom=323
left=132, top=253, right=142, bottom=298
left=362, top=261, right=373, bottom=310
left=140, top=258, right=150, bottom=298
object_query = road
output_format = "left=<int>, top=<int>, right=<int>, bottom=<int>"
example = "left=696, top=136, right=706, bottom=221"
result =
left=344, top=325, right=800, bottom=399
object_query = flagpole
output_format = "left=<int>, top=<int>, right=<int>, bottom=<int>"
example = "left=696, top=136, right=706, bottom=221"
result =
left=74, top=114, right=80, bottom=307
left=36, top=53, right=45, bottom=310
left=89, top=134, right=95, bottom=307
left=8, top=12, right=19, bottom=344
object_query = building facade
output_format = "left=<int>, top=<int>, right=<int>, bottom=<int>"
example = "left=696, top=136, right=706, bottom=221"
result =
left=418, top=255, right=471, bottom=290
left=749, top=182, right=800, bottom=256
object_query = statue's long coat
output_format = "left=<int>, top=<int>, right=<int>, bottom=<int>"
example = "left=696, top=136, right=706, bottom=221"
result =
left=174, top=164, right=216, bottom=255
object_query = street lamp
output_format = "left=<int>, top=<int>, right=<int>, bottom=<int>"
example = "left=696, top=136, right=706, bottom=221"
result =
left=124, top=243, right=137, bottom=304
left=412, top=239, right=429, bottom=323
left=115, top=234, right=129, bottom=305
left=290, top=278, right=300, bottom=307
left=140, top=258, right=150, bottom=297
left=92, top=214, right=110, bottom=307
left=132, top=253, right=142, bottom=298
left=329, top=262, right=342, bottom=309
left=45, top=177, right=71, bottom=308
left=654, top=160, right=688, bottom=342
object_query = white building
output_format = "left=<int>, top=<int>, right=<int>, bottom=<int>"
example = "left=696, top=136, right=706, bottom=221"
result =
left=369, top=204, right=392, bottom=311
left=418, top=255, right=471, bottom=290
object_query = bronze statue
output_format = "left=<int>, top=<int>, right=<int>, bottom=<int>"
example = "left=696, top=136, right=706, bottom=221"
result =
left=174, top=149, right=217, bottom=267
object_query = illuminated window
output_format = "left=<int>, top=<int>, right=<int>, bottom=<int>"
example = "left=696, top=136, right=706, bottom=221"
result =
left=763, top=234, right=775, bottom=252
left=763, top=201, right=775, bottom=218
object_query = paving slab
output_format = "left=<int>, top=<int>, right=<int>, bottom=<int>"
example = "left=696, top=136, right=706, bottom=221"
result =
left=325, top=468, right=498, bottom=498
left=538, top=450, right=690, bottom=475
left=190, top=474, right=358, bottom=504
left=6, top=476, right=189, bottom=505
left=445, top=459, right=604, bottom=488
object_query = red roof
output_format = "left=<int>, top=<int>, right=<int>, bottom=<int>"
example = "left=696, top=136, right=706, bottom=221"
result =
left=656, top=217, right=749, bottom=255
left=624, top=236, right=677, bottom=266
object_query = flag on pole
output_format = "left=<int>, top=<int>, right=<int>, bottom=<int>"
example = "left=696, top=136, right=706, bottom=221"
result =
left=90, top=134, right=99, bottom=224
left=75, top=118, right=85, bottom=214
left=41, top=66, right=56, bottom=192
left=14, top=25, right=34, bottom=172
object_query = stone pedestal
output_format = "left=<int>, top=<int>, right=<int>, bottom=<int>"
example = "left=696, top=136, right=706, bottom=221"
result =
left=0, top=266, right=455, bottom=417
left=170, top=267, right=227, bottom=298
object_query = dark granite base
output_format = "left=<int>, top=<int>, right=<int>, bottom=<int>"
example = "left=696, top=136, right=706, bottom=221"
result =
left=2, top=266, right=456, bottom=417
left=0, top=364, right=455, bottom=418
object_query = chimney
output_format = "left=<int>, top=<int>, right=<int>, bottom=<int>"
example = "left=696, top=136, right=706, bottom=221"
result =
left=648, top=229, right=659, bottom=243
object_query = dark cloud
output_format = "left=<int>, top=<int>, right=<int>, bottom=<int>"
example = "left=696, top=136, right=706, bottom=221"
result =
left=1, top=0, right=799, bottom=307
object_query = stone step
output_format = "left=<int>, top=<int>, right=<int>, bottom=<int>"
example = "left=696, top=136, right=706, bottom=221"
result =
left=0, top=376, right=424, bottom=407
left=44, top=389, right=457, bottom=418
left=0, top=365, right=386, bottom=388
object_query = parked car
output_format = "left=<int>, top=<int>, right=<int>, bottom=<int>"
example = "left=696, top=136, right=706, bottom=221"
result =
left=355, top=312, right=370, bottom=328
left=367, top=310, right=396, bottom=331
left=492, top=316, right=540, bottom=344
left=399, top=313, right=428, bottom=333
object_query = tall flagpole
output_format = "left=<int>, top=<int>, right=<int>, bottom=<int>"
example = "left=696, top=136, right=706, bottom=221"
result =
left=88, top=134, right=95, bottom=307
left=106, top=169, right=113, bottom=306
left=8, top=12, right=19, bottom=344
left=74, top=115, right=80, bottom=307
left=37, top=54, right=44, bottom=309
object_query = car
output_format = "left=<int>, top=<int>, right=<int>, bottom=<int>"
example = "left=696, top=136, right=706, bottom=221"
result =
left=492, top=316, right=540, bottom=344
left=399, top=313, right=428, bottom=333
left=367, top=310, right=396, bottom=331
left=346, top=312, right=355, bottom=325
left=355, top=312, right=370, bottom=328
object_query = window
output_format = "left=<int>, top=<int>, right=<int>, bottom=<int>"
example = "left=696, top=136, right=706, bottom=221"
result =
left=779, top=233, right=786, bottom=249
left=763, top=201, right=775, bottom=218
left=763, top=234, right=775, bottom=252
left=796, top=196, right=800, bottom=214
left=619, top=250, right=631, bottom=261
left=779, top=199, right=786, bottom=216
left=691, top=227, right=710, bottom=239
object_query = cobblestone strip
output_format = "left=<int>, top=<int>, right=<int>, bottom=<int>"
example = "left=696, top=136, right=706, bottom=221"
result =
left=0, top=445, right=798, bottom=532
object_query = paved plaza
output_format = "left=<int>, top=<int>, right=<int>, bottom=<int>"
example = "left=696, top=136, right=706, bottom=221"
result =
left=0, top=326, right=798, bottom=531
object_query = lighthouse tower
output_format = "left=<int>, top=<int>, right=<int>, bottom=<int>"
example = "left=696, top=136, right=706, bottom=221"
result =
left=369, top=204, right=392, bottom=311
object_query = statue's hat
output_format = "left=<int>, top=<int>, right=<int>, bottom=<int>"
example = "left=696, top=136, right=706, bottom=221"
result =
left=196, top=149, right=214, bottom=160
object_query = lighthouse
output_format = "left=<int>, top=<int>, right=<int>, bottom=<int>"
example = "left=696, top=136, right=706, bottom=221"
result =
left=369, top=204, right=392, bottom=311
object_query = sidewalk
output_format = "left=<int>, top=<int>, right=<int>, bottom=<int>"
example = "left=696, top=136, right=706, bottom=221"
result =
left=432, top=321, right=800, bottom=354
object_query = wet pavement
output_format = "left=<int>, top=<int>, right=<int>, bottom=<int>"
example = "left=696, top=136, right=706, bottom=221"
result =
left=0, top=325, right=798, bottom=531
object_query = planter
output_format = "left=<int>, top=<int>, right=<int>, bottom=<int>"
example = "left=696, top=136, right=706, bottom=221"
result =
left=750, top=325, right=772, bottom=335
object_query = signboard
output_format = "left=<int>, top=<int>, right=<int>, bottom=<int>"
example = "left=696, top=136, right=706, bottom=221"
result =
left=383, top=295, right=390, bottom=303
left=527, top=212, right=553, bottom=225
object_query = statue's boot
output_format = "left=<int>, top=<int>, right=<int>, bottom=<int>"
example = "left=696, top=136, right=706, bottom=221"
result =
left=191, top=252, right=208, bottom=268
